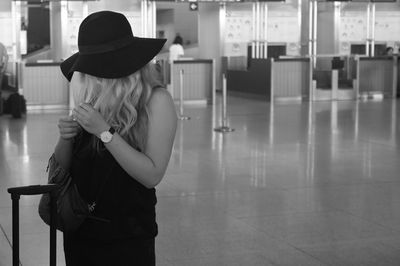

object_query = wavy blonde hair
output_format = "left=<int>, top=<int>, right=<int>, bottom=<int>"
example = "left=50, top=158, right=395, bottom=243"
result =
left=72, top=63, right=163, bottom=151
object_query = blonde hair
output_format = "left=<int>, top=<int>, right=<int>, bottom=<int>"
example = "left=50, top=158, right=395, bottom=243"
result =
left=72, top=63, right=163, bottom=151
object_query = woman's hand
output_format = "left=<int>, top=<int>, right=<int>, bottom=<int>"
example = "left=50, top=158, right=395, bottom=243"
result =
left=58, top=116, right=81, bottom=140
left=72, top=103, right=110, bottom=137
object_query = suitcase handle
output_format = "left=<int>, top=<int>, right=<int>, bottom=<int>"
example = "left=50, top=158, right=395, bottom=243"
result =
left=7, top=184, right=59, bottom=196
left=7, top=184, right=58, bottom=266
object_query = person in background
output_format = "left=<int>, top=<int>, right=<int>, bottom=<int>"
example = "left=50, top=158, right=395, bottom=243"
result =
left=0, top=42, right=9, bottom=90
left=56, top=11, right=177, bottom=265
left=168, top=33, right=184, bottom=63
left=385, top=46, right=394, bottom=56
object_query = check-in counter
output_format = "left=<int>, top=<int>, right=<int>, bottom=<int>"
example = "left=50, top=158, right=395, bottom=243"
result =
left=170, top=59, right=215, bottom=104
left=270, top=57, right=312, bottom=101
left=22, top=61, right=68, bottom=108
left=226, top=58, right=271, bottom=100
left=355, top=56, right=397, bottom=98
left=311, top=56, right=357, bottom=101
left=226, top=57, right=312, bottom=101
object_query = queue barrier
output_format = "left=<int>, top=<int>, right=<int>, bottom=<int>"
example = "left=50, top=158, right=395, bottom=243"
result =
left=214, top=74, right=234, bottom=133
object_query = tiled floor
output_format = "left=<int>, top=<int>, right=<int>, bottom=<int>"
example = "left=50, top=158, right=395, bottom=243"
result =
left=1, top=95, right=400, bottom=265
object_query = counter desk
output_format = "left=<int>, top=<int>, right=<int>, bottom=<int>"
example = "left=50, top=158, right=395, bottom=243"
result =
left=226, top=58, right=271, bottom=100
left=170, top=59, right=215, bottom=104
left=271, top=57, right=312, bottom=101
left=22, top=59, right=217, bottom=109
left=226, top=57, right=312, bottom=101
left=22, top=61, right=69, bottom=108
left=355, top=56, right=398, bottom=98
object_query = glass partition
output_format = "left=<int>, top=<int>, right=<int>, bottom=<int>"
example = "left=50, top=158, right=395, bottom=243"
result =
left=224, top=0, right=301, bottom=58
left=62, top=0, right=144, bottom=60
left=375, top=2, right=400, bottom=55
left=338, top=1, right=400, bottom=57
left=63, top=2, right=87, bottom=57
left=224, top=3, right=253, bottom=57
left=267, top=0, right=301, bottom=56
left=339, top=1, right=370, bottom=56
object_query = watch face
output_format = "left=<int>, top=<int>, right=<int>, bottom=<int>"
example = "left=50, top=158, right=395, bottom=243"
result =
left=100, top=131, right=113, bottom=143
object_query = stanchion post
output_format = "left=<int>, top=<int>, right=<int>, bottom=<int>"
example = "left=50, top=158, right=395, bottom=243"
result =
left=179, top=69, right=184, bottom=117
left=222, top=74, right=227, bottom=127
left=49, top=191, right=57, bottom=266
left=11, top=194, right=20, bottom=266
left=178, top=69, right=190, bottom=120
left=214, top=73, right=234, bottom=133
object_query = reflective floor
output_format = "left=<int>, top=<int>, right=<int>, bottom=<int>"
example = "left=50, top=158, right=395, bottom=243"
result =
left=1, top=95, right=400, bottom=265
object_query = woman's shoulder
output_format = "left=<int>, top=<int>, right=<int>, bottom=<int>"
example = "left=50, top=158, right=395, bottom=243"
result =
left=147, top=87, right=177, bottom=131
left=149, top=86, right=174, bottom=109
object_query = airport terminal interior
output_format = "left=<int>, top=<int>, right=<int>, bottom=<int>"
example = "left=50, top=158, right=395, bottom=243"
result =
left=1, top=0, right=400, bottom=265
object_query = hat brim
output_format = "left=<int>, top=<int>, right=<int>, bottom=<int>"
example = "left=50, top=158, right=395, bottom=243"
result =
left=61, top=37, right=166, bottom=82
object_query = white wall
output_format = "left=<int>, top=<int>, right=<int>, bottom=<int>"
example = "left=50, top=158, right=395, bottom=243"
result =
left=198, top=3, right=221, bottom=90
left=317, top=2, right=335, bottom=55
left=156, top=2, right=198, bottom=49
left=157, top=9, right=174, bottom=53
left=0, top=1, right=11, bottom=12
left=339, top=1, right=400, bottom=54
left=88, top=0, right=141, bottom=13
left=300, top=0, right=311, bottom=56
left=173, top=3, right=198, bottom=46
left=50, top=2, right=62, bottom=61
left=0, top=2, right=12, bottom=52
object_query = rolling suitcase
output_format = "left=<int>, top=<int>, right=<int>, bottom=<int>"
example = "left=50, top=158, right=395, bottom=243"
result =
left=7, top=184, right=59, bottom=266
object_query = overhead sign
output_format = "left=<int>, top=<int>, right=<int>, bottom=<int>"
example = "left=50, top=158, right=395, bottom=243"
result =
left=178, top=0, right=243, bottom=2
left=189, top=2, right=198, bottom=11
left=12, top=0, right=99, bottom=1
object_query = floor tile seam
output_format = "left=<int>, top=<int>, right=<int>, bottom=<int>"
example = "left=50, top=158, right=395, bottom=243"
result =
left=231, top=212, right=347, bottom=264
left=234, top=207, right=400, bottom=246
left=289, top=235, right=400, bottom=250
left=235, top=213, right=358, bottom=239
left=332, top=208, right=400, bottom=235
left=159, top=247, right=246, bottom=262
left=282, top=242, right=331, bottom=266
left=0, top=203, right=40, bottom=209
left=359, top=138, right=399, bottom=150
left=156, top=187, right=289, bottom=199
left=358, top=180, right=400, bottom=186
left=237, top=218, right=332, bottom=266
left=233, top=215, right=285, bottom=240
left=281, top=181, right=400, bottom=193
left=247, top=252, right=293, bottom=266
left=164, top=250, right=277, bottom=264
left=275, top=232, right=400, bottom=261
left=0, top=222, right=12, bottom=250
left=3, top=230, right=56, bottom=238
left=233, top=208, right=342, bottom=221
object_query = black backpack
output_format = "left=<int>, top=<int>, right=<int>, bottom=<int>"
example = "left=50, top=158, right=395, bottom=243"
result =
left=4, top=93, right=27, bottom=118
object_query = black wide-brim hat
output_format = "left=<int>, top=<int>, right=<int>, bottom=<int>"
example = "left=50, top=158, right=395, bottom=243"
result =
left=61, top=11, right=166, bottom=81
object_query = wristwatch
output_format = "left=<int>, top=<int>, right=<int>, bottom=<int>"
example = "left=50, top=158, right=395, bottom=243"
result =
left=99, top=127, right=115, bottom=143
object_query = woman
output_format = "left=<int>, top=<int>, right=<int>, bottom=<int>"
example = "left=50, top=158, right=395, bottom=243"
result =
left=55, top=11, right=177, bottom=265
left=168, top=34, right=184, bottom=63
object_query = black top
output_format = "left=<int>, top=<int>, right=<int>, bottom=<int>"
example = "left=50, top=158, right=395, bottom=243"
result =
left=70, top=130, right=157, bottom=241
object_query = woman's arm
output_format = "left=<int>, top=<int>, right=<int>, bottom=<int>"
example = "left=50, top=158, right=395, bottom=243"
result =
left=73, top=88, right=177, bottom=188
left=105, top=89, right=177, bottom=188
left=54, top=116, right=81, bottom=170
left=54, top=137, right=74, bottom=170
